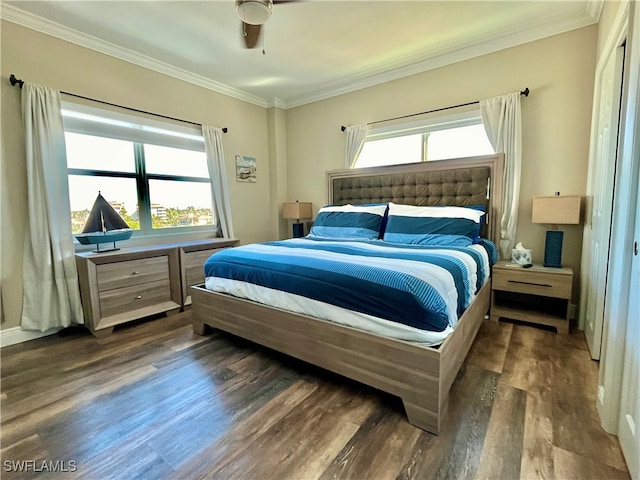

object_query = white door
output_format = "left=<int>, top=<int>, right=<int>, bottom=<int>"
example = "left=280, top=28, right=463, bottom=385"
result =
left=581, top=44, right=625, bottom=360
left=616, top=190, right=639, bottom=478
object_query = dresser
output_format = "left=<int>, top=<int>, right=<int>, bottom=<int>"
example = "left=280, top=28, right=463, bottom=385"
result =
left=490, top=261, right=573, bottom=334
left=76, top=238, right=238, bottom=336
left=177, top=239, right=240, bottom=307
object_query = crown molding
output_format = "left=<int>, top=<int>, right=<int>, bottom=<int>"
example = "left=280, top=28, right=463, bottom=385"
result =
left=284, top=8, right=598, bottom=108
left=1, top=3, right=598, bottom=111
left=267, top=97, right=288, bottom=109
left=0, top=4, right=269, bottom=108
left=586, top=0, right=605, bottom=22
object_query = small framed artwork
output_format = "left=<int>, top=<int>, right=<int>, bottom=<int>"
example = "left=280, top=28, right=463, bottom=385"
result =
left=235, top=155, right=256, bottom=183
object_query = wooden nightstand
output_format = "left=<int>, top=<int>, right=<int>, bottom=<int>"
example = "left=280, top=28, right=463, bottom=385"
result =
left=177, top=238, right=239, bottom=307
left=75, top=239, right=239, bottom=336
left=490, top=261, right=573, bottom=334
left=76, top=245, right=182, bottom=337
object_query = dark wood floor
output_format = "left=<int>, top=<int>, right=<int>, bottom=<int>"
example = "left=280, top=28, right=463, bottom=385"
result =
left=0, top=311, right=630, bottom=480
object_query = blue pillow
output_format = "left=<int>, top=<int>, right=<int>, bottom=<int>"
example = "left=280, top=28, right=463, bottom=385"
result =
left=384, top=233, right=473, bottom=247
left=467, top=204, right=487, bottom=212
left=351, top=202, right=389, bottom=238
left=309, top=204, right=388, bottom=240
left=383, top=203, right=485, bottom=244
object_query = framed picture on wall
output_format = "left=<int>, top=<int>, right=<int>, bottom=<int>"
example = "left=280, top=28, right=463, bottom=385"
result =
left=235, top=155, right=256, bottom=183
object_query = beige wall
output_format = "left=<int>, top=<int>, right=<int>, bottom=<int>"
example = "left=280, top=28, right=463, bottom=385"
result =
left=286, top=26, right=598, bottom=303
left=1, top=20, right=600, bottom=331
left=0, top=20, right=276, bottom=330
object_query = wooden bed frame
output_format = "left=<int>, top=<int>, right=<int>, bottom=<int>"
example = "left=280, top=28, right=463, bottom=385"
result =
left=191, top=154, right=504, bottom=434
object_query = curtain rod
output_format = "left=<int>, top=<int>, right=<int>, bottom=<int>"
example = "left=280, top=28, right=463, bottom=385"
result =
left=340, top=87, right=530, bottom=132
left=9, top=74, right=228, bottom=134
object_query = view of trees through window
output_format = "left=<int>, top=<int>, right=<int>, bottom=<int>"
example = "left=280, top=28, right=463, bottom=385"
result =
left=66, top=133, right=214, bottom=235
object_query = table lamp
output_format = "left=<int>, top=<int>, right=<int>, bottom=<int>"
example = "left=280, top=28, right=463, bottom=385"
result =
left=532, top=194, right=581, bottom=268
left=282, top=201, right=312, bottom=238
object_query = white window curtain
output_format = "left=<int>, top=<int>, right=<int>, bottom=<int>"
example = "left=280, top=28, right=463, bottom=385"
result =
left=203, top=125, right=235, bottom=238
left=480, top=92, right=522, bottom=259
left=344, top=124, right=368, bottom=169
left=21, top=83, right=84, bottom=331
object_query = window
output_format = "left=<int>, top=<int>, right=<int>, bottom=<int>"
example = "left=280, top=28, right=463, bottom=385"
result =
left=355, top=110, right=494, bottom=168
left=62, top=102, right=215, bottom=239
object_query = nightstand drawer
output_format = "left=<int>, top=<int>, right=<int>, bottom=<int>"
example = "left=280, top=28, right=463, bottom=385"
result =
left=97, top=256, right=170, bottom=291
left=99, top=279, right=172, bottom=318
left=493, top=270, right=571, bottom=299
left=178, top=241, right=239, bottom=307
left=184, top=249, right=218, bottom=287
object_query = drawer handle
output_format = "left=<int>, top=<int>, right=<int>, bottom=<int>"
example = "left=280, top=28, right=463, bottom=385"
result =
left=507, top=280, right=552, bottom=288
left=131, top=271, right=140, bottom=275
left=135, top=295, right=142, bottom=300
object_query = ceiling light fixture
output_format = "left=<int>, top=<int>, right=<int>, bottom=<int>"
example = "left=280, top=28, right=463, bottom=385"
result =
left=235, top=0, right=273, bottom=25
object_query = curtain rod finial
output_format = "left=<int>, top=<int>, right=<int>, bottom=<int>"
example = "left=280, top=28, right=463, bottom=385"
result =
left=521, top=87, right=530, bottom=97
left=9, top=74, right=24, bottom=88
left=341, top=125, right=346, bottom=132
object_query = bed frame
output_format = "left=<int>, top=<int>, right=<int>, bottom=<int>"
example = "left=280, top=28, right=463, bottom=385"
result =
left=191, top=153, right=504, bottom=434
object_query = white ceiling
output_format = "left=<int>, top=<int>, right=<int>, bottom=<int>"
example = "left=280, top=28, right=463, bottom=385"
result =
left=2, top=1, right=601, bottom=108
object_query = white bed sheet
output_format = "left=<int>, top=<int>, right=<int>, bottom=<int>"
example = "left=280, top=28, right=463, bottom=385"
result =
left=205, top=276, right=454, bottom=346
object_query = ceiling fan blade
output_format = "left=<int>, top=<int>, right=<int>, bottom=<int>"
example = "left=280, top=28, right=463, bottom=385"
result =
left=241, top=22, right=261, bottom=49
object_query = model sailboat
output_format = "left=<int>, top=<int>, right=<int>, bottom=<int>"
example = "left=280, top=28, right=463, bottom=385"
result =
left=76, top=192, right=133, bottom=252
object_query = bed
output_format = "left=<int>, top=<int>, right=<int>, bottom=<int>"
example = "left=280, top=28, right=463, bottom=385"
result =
left=191, top=153, right=504, bottom=434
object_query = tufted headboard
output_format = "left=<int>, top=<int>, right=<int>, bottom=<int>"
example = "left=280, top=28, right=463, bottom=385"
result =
left=327, top=154, right=504, bottom=244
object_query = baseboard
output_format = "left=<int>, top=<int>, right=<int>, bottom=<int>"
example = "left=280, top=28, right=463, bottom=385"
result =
left=0, top=326, right=61, bottom=348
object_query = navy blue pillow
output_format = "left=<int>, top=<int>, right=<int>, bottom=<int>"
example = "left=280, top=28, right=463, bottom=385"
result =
left=309, top=204, right=387, bottom=240
left=383, top=203, right=485, bottom=244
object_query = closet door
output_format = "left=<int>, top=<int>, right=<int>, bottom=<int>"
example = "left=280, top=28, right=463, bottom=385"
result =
left=617, top=211, right=638, bottom=478
left=581, top=44, right=625, bottom=360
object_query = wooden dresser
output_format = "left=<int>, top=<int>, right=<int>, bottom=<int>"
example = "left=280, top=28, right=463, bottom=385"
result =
left=76, top=238, right=238, bottom=336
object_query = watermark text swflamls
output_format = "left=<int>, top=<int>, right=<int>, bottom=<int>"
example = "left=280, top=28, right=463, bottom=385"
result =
left=3, top=460, right=78, bottom=473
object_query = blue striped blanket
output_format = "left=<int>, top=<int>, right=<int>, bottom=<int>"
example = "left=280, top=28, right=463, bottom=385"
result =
left=204, top=238, right=495, bottom=333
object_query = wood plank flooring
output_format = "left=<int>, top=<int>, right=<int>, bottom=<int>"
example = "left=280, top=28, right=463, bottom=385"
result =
left=0, top=312, right=630, bottom=480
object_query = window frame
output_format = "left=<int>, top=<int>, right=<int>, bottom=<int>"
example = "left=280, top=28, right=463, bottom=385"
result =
left=355, top=110, right=494, bottom=167
left=62, top=101, right=217, bottom=245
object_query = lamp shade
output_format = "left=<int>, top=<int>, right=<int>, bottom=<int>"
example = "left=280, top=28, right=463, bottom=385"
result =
left=532, top=195, right=581, bottom=225
left=282, top=202, right=312, bottom=221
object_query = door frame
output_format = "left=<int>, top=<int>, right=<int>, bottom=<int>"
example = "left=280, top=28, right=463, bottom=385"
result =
left=580, top=5, right=628, bottom=360
left=597, top=1, right=639, bottom=447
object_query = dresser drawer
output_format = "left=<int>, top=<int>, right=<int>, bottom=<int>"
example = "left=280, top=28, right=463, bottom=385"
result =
left=492, top=269, right=571, bottom=299
left=97, top=256, right=170, bottom=291
left=184, top=249, right=218, bottom=287
left=99, top=279, right=172, bottom=318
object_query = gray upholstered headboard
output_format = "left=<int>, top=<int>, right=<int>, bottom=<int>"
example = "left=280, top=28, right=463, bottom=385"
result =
left=327, top=154, right=504, bottom=244
left=331, top=166, right=490, bottom=207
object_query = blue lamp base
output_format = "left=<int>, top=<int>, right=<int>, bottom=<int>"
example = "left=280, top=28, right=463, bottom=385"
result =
left=544, top=230, right=564, bottom=268
left=292, top=222, right=304, bottom=238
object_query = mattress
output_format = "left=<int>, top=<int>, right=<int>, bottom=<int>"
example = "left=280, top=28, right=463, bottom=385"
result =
left=204, top=238, right=494, bottom=346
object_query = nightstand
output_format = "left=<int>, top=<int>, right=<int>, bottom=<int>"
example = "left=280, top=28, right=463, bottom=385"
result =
left=76, top=245, right=182, bottom=337
left=490, top=261, right=573, bottom=334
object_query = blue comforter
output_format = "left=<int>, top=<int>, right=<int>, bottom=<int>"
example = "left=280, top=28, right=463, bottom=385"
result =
left=204, top=238, right=495, bottom=333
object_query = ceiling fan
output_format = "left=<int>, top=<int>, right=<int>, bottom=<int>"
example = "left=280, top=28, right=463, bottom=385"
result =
left=235, top=0, right=294, bottom=49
